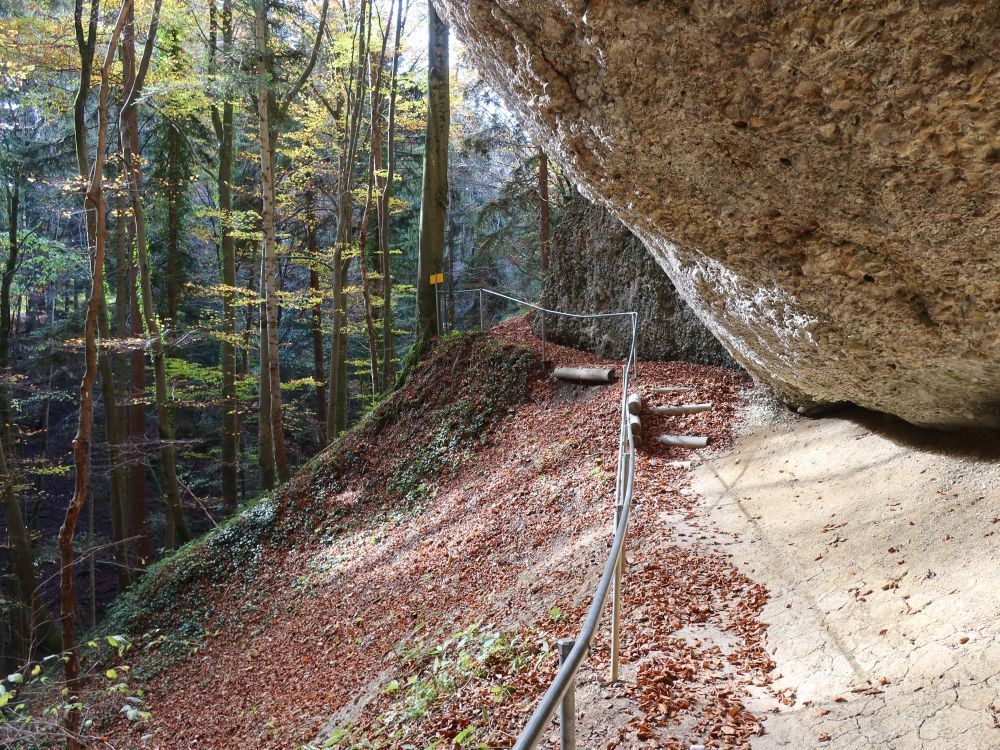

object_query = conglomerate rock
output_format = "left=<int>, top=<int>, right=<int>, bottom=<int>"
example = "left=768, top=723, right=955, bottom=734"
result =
left=538, top=192, right=736, bottom=368
left=434, top=0, right=1000, bottom=427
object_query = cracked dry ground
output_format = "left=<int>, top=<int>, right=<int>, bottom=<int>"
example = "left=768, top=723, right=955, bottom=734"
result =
left=695, top=406, right=1000, bottom=750
left=113, top=320, right=779, bottom=749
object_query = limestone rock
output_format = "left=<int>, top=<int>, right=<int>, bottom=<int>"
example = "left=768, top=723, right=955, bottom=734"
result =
left=537, top=192, right=736, bottom=368
left=434, top=0, right=1000, bottom=427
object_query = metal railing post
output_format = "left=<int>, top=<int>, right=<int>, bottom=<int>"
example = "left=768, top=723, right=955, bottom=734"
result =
left=611, top=500, right=625, bottom=682
left=557, top=638, right=576, bottom=750
left=479, top=288, right=484, bottom=332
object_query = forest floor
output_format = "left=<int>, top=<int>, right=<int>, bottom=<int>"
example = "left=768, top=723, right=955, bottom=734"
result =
left=66, top=318, right=1000, bottom=750
left=94, top=318, right=783, bottom=750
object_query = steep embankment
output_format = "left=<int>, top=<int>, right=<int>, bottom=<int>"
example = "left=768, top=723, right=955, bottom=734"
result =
left=93, top=322, right=778, bottom=749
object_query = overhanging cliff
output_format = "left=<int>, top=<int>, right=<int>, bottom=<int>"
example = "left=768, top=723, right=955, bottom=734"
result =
left=435, top=0, right=1000, bottom=427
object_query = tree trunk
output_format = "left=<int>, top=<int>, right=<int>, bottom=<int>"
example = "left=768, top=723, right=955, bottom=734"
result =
left=97, top=299, right=130, bottom=590
left=357, top=157, right=380, bottom=398
left=257, top=249, right=276, bottom=491
left=446, top=188, right=457, bottom=330
left=212, top=0, right=239, bottom=513
left=1, top=431, right=61, bottom=658
left=62, top=7, right=128, bottom=743
left=326, top=1, right=369, bottom=440
left=0, top=178, right=19, bottom=449
left=377, top=0, right=404, bottom=391
left=415, top=0, right=450, bottom=347
left=305, top=188, right=326, bottom=442
left=72, top=0, right=132, bottom=590
left=254, top=0, right=290, bottom=482
left=539, top=148, right=550, bottom=273
left=166, top=122, right=180, bottom=327
left=119, top=0, right=187, bottom=547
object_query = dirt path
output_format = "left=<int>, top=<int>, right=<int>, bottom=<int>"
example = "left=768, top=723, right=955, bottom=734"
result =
left=694, top=399, right=1000, bottom=749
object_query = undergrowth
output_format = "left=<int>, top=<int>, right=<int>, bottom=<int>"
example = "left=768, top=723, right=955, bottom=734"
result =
left=307, top=623, right=547, bottom=750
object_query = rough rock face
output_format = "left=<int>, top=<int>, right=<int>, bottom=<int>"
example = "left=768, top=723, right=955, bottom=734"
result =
left=539, top=193, right=736, bottom=368
left=434, top=0, right=1000, bottom=427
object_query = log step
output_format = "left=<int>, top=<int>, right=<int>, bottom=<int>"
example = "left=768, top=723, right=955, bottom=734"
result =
left=648, top=402, right=712, bottom=415
left=552, top=366, right=617, bottom=384
left=655, top=434, right=708, bottom=448
left=628, top=413, right=642, bottom=449
left=626, top=393, right=642, bottom=415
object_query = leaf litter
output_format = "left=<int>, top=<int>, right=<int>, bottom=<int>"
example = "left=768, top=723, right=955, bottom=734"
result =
left=103, top=318, right=776, bottom=749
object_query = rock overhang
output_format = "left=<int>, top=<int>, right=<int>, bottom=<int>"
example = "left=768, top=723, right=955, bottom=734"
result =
left=434, top=0, right=1000, bottom=428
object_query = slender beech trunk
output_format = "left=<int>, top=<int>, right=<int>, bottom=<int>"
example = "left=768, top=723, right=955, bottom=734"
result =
left=304, top=188, right=326, bottom=441
left=2, top=439, right=61, bottom=657
left=539, top=148, right=550, bottom=273
left=127, top=253, right=150, bottom=562
left=357, top=157, right=380, bottom=398
left=73, top=0, right=131, bottom=586
left=446, top=191, right=456, bottom=330
left=119, top=0, right=187, bottom=546
left=166, top=125, right=180, bottom=326
left=212, top=0, right=239, bottom=512
left=1, top=178, right=20, bottom=444
left=378, top=0, right=404, bottom=392
left=356, top=11, right=393, bottom=398
left=415, top=0, right=449, bottom=347
left=257, top=251, right=276, bottom=490
left=97, top=300, right=130, bottom=590
left=254, top=0, right=291, bottom=482
left=326, top=1, right=368, bottom=440
left=61, top=7, right=128, bottom=744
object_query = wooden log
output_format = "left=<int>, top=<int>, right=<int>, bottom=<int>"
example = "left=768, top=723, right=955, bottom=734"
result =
left=655, top=434, right=708, bottom=448
left=626, top=393, right=642, bottom=415
left=552, top=366, right=617, bottom=384
left=651, top=386, right=694, bottom=393
left=628, top=413, right=642, bottom=449
left=648, top=402, right=712, bottom=415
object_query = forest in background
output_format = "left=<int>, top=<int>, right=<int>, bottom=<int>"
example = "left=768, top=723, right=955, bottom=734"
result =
left=0, top=0, right=575, bottom=682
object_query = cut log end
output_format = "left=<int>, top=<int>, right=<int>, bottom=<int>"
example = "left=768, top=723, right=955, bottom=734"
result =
left=655, top=434, right=709, bottom=448
left=553, top=366, right=617, bottom=384
left=626, top=393, right=643, bottom=415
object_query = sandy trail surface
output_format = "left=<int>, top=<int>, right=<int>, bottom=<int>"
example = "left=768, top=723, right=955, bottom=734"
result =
left=694, top=400, right=1000, bottom=749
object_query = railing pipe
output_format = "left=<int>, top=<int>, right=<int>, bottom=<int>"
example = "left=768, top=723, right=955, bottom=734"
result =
left=436, top=287, right=639, bottom=750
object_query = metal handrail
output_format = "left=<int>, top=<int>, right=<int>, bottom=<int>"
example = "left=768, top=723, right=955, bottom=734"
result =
left=439, top=287, right=639, bottom=750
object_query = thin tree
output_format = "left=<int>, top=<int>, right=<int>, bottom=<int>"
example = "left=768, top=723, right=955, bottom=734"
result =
left=325, top=0, right=369, bottom=440
left=304, top=186, right=326, bottom=441
left=211, top=0, right=239, bottom=512
left=60, top=4, right=129, bottom=744
left=356, top=4, right=396, bottom=397
left=73, top=0, right=131, bottom=587
left=414, top=0, right=449, bottom=348
left=118, top=0, right=188, bottom=546
left=376, top=0, right=405, bottom=391
left=254, top=0, right=329, bottom=481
